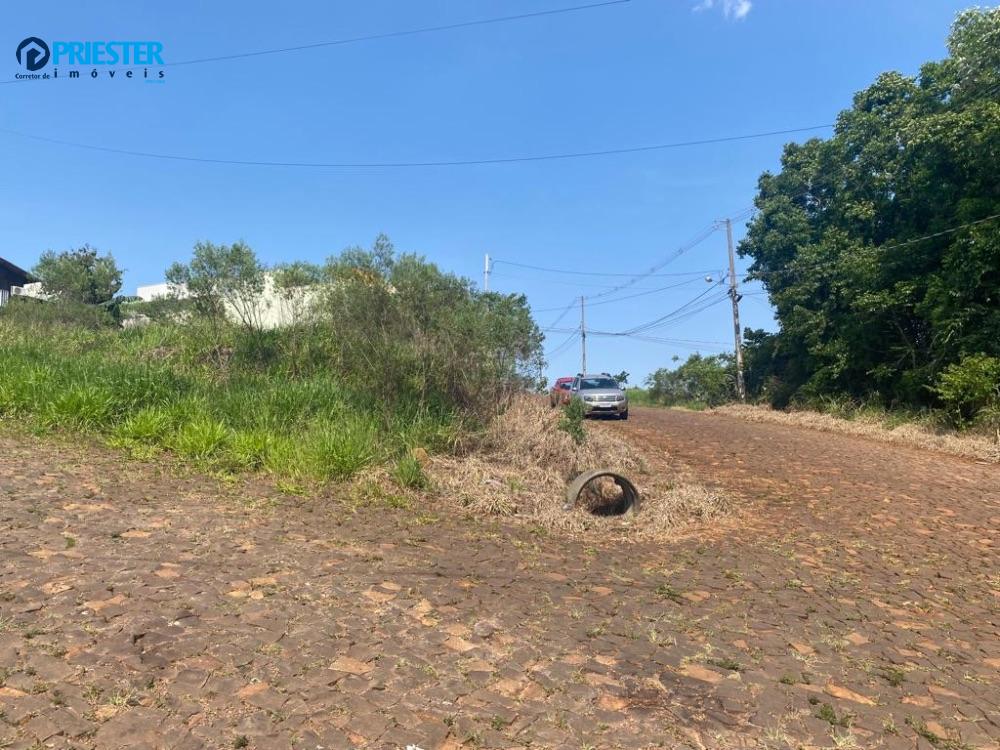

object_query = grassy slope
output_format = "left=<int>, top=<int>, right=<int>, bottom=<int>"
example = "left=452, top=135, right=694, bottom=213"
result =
left=0, top=320, right=448, bottom=487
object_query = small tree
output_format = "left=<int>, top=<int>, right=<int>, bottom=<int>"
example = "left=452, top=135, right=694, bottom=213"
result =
left=933, top=355, right=1000, bottom=425
left=33, top=245, right=122, bottom=304
left=645, top=353, right=737, bottom=407
left=272, top=261, right=322, bottom=326
left=166, top=241, right=266, bottom=331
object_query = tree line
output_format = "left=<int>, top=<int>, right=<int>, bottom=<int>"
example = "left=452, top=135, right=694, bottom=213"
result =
left=647, top=8, right=999, bottom=428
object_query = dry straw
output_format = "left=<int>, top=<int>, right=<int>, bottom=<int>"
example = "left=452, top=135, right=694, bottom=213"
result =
left=714, top=404, right=1000, bottom=464
left=428, top=397, right=732, bottom=540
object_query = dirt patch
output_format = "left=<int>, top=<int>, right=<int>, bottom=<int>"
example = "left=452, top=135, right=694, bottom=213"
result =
left=428, top=397, right=732, bottom=540
left=712, top=403, right=1000, bottom=463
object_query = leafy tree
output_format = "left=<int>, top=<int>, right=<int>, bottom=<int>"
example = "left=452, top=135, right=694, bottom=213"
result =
left=33, top=245, right=122, bottom=305
left=645, top=353, right=736, bottom=407
left=739, top=8, right=1000, bottom=413
left=319, top=235, right=543, bottom=416
left=166, top=241, right=267, bottom=331
left=613, top=370, right=629, bottom=386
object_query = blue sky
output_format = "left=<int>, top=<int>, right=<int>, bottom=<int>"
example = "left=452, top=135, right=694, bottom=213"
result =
left=1, top=0, right=973, bottom=383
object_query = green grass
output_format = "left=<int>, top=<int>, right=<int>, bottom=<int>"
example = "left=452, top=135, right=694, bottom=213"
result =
left=0, top=318, right=454, bottom=485
left=393, top=454, right=429, bottom=489
left=172, top=417, right=230, bottom=461
left=308, top=418, right=379, bottom=480
left=815, top=702, right=852, bottom=728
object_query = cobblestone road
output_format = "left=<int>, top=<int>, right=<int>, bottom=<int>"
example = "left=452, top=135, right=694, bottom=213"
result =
left=1, top=411, right=997, bottom=749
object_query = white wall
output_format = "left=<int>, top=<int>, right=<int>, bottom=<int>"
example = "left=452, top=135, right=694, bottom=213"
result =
left=134, top=274, right=320, bottom=330
left=11, top=282, right=47, bottom=299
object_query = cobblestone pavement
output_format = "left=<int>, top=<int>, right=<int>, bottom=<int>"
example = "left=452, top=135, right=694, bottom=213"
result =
left=1, top=410, right=998, bottom=750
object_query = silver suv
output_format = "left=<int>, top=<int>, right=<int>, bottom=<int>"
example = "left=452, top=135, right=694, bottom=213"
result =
left=571, top=373, right=629, bottom=420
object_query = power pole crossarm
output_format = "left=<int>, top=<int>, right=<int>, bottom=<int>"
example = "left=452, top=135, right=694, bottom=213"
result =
left=725, top=218, right=747, bottom=402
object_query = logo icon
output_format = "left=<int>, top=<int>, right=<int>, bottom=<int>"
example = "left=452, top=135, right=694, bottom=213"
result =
left=16, top=37, right=50, bottom=71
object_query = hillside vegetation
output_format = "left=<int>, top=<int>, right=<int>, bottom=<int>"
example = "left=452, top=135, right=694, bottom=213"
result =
left=737, top=8, right=999, bottom=427
left=0, top=236, right=542, bottom=489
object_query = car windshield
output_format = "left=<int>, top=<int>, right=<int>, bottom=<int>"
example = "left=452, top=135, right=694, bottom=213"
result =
left=558, top=382, right=571, bottom=389
left=579, top=377, right=618, bottom=389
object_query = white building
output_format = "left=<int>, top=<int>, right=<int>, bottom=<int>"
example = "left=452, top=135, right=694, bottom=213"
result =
left=135, top=274, right=319, bottom=330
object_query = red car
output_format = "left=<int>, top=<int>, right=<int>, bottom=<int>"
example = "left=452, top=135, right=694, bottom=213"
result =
left=549, top=376, right=575, bottom=407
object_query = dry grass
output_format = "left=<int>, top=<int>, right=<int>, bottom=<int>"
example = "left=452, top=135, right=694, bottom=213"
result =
left=713, top=404, right=1000, bottom=463
left=426, top=397, right=734, bottom=540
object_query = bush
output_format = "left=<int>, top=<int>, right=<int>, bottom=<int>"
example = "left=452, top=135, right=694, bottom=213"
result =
left=558, top=398, right=586, bottom=445
left=32, top=245, right=122, bottom=304
left=319, top=235, right=543, bottom=419
left=934, top=355, right=1000, bottom=425
left=646, top=353, right=737, bottom=407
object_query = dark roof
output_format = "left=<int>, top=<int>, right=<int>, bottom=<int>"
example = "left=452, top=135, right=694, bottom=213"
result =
left=0, top=256, right=34, bottom=283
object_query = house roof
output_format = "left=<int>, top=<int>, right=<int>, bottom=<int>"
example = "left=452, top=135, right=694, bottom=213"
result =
left=0, top=256, right=34, bottom=283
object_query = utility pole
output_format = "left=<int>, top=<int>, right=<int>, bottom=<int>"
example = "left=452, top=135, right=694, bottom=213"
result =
left=580, top=295, right=587, bottom=374
left=483, top=253, right=490, bottom=292
left=725, top=218, right=746, bottom=402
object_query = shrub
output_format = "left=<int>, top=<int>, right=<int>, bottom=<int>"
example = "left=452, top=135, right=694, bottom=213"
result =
left=32, top=245, right=122, bottom=304
left=934, top=354, right=1000, bottom=424
left=558, top=398, right=586, bottom=445
left=319, top=235, right=542, bottom=419
left=645, top=353, right=737, bottom=407
left=166, top=240, right=267, bottom=331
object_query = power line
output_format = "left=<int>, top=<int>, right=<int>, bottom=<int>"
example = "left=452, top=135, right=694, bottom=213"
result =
left=630, top=293, right=731, bottom=335
left=543, top=298, right=579, bottom=330
left=580, top=276, right=712, bottom=308
left=0, top=124, right=835, bottom=170
left=169, top=0, right=632, bottom=66
left=491, top=272, right=679, bottom=290
left=586, top=223, right=721, bottom=300
left=0, top=1, right=632, bottom=85
left=492, top=260, right=717, bottom=278
left=619, top=281, right=728, bottom=336
left=545, top=329, right=581, bottom=358
left=619, top=334, right=729, bottom=351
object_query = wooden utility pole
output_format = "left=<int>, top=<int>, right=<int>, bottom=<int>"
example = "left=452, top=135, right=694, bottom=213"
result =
left=483, top=253, right=490, bottom=292
left=580, top=295, right=587, bottom=374
left=725, top=218, right=746, bottom=401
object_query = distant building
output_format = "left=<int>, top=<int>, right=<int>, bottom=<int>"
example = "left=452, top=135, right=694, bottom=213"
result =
left=135, top=274, right=319, bottom=329
left=0, top=256, right=34, bottom=307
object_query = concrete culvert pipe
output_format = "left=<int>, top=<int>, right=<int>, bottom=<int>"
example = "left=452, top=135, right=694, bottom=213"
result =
left=565, top=469, right=640, bottom=516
